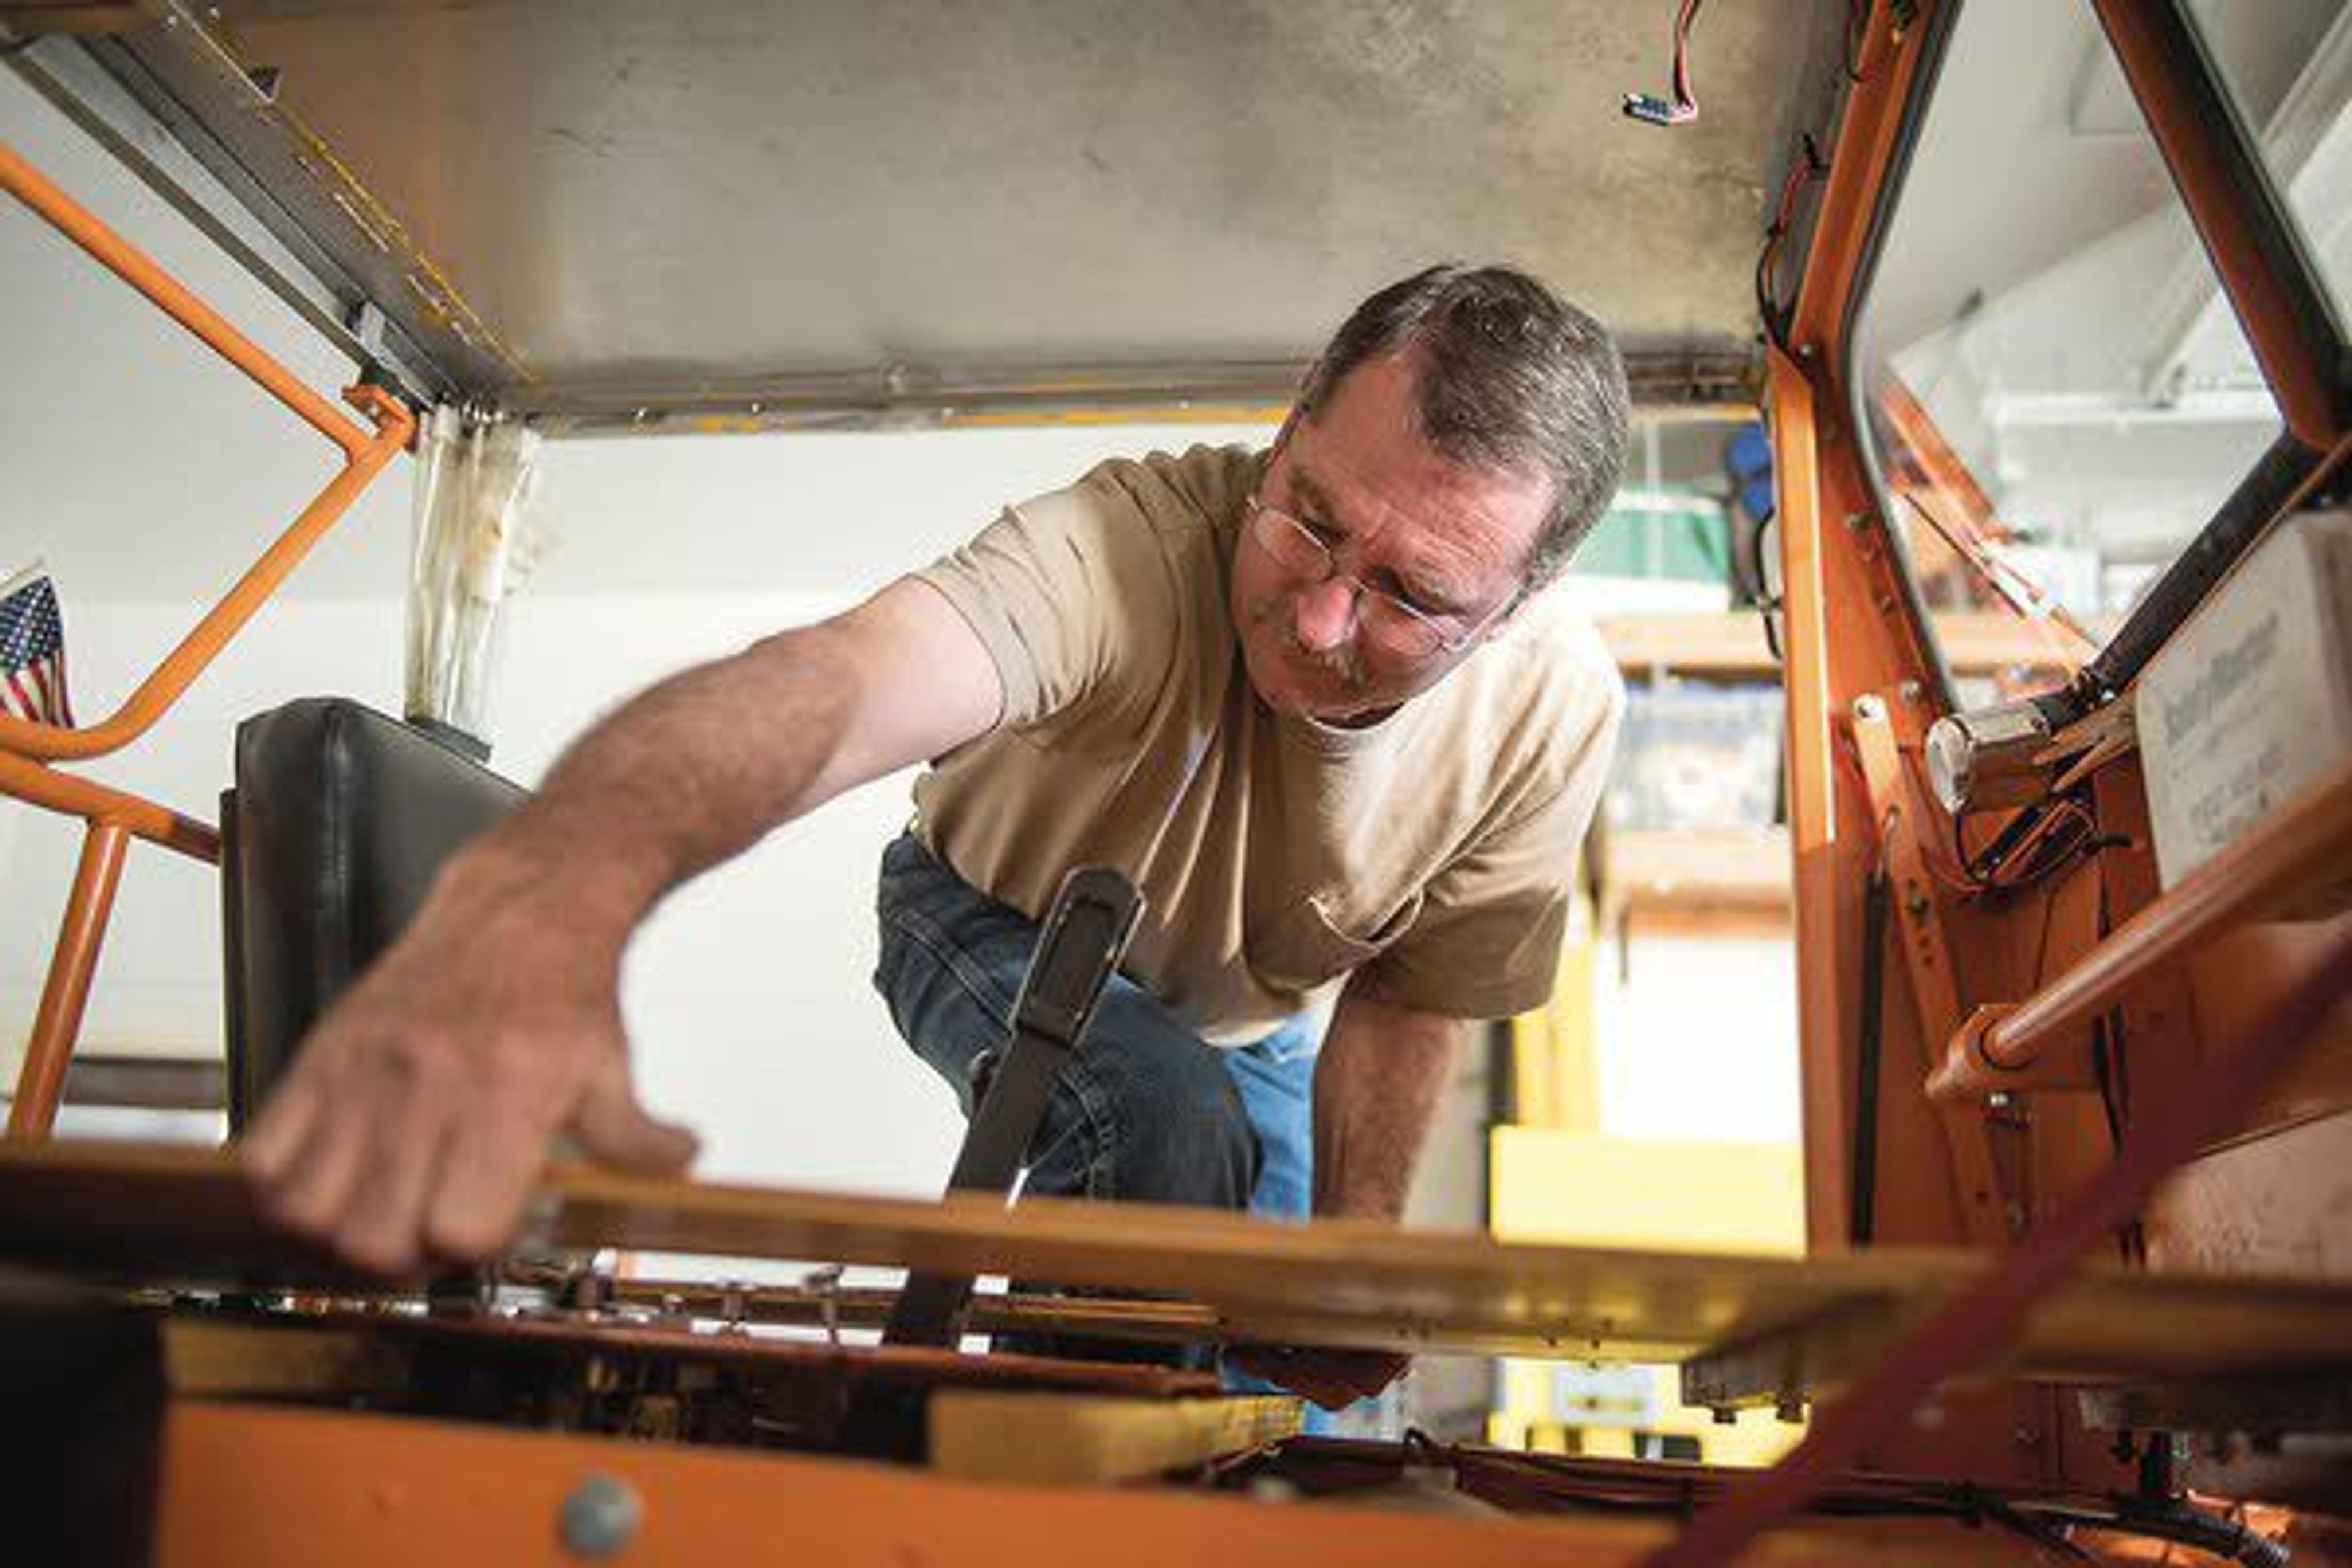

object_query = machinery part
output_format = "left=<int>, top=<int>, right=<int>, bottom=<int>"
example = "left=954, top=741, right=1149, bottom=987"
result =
left=879, top=863, right=1146, bottom=1350
left=1923, top=696, right=2064, bottom=815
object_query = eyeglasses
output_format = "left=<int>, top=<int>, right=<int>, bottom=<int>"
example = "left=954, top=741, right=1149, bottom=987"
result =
left=1243, top=494, right=1506, bottom=660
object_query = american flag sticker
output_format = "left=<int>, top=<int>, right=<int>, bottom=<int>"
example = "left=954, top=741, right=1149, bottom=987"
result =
left=1, top=561, right=75, bottom=728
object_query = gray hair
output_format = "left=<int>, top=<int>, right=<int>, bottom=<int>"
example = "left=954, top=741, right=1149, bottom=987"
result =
left=1295, top=264, right=1631, bottom=587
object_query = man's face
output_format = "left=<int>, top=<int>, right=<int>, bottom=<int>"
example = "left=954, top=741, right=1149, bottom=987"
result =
left=1232, top=353, right=1555, bottom=725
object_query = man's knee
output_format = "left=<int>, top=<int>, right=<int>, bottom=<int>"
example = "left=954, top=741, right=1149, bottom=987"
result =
left=1044, top=999, right=1259, bottom=1210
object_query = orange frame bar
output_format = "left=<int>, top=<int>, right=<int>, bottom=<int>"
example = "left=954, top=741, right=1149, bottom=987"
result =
left=0, top=137, right=416, bottom=1138
left=1929, top=761, right=2352, bottom=1102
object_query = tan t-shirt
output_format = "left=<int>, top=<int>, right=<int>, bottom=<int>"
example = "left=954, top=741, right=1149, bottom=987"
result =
left=910, top=443, right=1623, bottom=1043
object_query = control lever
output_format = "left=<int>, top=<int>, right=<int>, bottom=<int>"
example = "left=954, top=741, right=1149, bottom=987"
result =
left=880, top=863, right=1144, bottom=1349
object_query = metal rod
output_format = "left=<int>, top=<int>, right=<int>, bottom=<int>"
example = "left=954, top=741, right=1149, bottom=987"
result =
left=500, top=349, right=1763, bottom=435
left=7, top=820, right=130, bottom=1140
left=0, top=748, right=218, bottom=861
left=0, top=137, right=374, bottom=459
left=1928, top=762, right=2352, bottom=1101
left=2094, top=0, right=2350, bottom=448
left=0, top=385, right=411, bottom=763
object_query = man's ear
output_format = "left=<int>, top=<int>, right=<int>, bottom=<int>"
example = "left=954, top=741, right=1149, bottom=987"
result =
left=1267, top=411, right=1298, bottom=464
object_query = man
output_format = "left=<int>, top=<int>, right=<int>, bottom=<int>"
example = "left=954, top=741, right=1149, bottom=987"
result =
left=244, top=265, right=1629, bottom=1405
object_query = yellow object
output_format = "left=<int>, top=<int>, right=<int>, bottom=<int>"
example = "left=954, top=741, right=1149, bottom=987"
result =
left=927, top=1393, right=1302, bottom=1485
left=1488, top=1126, right=1804, bottom=1257
left=1485, top=1126, right=1806, bottom=1466
left=1509, top=930, right=1601, bottom=1132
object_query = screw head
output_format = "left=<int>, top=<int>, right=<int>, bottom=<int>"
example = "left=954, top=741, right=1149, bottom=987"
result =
left=559, top=1474, right=642, bottom=1559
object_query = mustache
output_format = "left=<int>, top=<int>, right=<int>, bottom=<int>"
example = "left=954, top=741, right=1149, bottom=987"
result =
left=1250, top=595, right=1366, bottom=690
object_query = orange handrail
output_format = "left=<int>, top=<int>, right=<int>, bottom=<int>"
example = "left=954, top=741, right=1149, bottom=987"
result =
left=0, top=140, right=374, bottom=460
left=1, top=137, right=417, bottom=1137
left=0, top=140, right=415, bottom=765
left=1929, top=761, right=2352, bottom=1102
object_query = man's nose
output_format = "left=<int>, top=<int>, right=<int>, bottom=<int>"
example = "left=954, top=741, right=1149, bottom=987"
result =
left=1291, top=575, right=1359, bottom=654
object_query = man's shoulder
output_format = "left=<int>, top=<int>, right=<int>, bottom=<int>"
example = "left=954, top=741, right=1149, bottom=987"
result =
left=1486, top=590, right=1626, bottom=720
left=1068, top=443, right=1261, bottom=538
left=1431, top=589, right=1625, bottom=809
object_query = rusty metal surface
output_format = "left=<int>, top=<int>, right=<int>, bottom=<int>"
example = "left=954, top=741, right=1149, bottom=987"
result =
left=42, top=0, right=1845, bottom=404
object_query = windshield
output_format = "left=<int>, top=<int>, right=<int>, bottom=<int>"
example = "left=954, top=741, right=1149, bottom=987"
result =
left=1853, top=0, right=2294, bottom=687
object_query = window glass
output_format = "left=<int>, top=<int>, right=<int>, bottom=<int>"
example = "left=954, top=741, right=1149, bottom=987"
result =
left=2184, top=0, right=2352, bottom=339
left=1855, top=0, right=2283, bottom=674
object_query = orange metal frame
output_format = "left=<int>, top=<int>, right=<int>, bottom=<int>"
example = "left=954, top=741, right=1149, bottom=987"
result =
left=0, top=138, right=414, bottom=1139
left=1749, top=0, right=2350, bottom=1521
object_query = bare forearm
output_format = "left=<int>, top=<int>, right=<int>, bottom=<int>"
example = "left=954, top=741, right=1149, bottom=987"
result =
left=472, top=622, right=861, bottom=929
left=1311, top=984, right=1463, bottom=1221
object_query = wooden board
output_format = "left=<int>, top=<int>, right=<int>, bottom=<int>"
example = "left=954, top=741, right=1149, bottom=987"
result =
left=928, top=1392, right=1301, bottom=1485
left=1597, top=612, right=2117, bottom=678
left=4, top=1142, right=2349, bottom=1384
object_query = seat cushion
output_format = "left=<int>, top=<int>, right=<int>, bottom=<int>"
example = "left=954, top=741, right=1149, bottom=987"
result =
left=221, top=698, right=525, bottom=1129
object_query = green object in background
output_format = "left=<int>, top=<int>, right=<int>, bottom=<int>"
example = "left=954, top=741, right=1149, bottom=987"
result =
left=1572, top=491, right=1729, bottom=583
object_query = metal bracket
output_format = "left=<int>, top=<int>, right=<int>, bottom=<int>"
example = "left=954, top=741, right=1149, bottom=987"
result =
left=1679, top=1294, right=1911, bottom=1415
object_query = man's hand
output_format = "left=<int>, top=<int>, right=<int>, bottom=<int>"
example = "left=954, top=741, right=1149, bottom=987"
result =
left=239, top=846, right=696, bottom=1276
left=1226, top=1344, right=1412, bottom=1411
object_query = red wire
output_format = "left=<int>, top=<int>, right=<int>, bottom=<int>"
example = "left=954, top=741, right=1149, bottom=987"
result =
left=1673, top=0, right=1703, bottom=111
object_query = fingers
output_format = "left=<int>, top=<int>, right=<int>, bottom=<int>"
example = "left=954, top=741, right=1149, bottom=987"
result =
left=571, top=1055, right=700, bottom=1175
left=247, top=1063, right=378, bottom=1245
left=239, top=1071, right=319, bottom=1185
left=424, top=1101, right=559, bottom=1262
left=335, top=1066, right=461, bottom=1275
left=1227, top=1346, right=1411, bottom=1410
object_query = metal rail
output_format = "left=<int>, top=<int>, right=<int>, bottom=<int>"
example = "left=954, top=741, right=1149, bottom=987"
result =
left=0, top=135, right=413, bottom=1138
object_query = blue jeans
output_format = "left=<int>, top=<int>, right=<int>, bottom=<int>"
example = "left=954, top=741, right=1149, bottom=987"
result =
left=872, top=832, right=1319, bottom=1220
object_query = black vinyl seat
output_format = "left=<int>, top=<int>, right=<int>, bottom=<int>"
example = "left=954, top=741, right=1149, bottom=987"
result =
left=219, top=698, right=523, bottom=1131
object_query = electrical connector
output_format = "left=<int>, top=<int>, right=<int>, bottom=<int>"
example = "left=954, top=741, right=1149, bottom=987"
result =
left=1621, top=92, right=1697, bottom=127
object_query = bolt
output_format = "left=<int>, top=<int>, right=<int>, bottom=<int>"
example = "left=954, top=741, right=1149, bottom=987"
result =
left=1987, top=1091, right=2011, bottom=1109
left=2013, top=1425, right=2040, bottom=1447
left=1900, top=680, right=1923, bottom=702
left=558, top=1474, right=642, bottom=1559
left=1842, top=512, right=1869, bottom=531
left=1774, top=1395, right=1807, bottom=1425
left=1904, top=888, right=1930, bottom=919
left=1852, top=694, right=1886, bottom=722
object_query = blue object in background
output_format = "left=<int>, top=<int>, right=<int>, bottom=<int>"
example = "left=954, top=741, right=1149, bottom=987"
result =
left=1727, top=421, right=1775, bottom=524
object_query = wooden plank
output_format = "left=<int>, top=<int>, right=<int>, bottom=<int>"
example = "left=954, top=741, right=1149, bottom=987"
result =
left=1597, top=612, right=2115, bottom=679
left=1602, top=827, right=1792, bottom=919
left=927, top=1392, right=1301, bottom=1485
left=4, top=1142, right=2350, bottom=1383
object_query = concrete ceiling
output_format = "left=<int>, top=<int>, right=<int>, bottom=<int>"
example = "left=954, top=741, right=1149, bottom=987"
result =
left=203, top=0, right=1845, bottom=390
